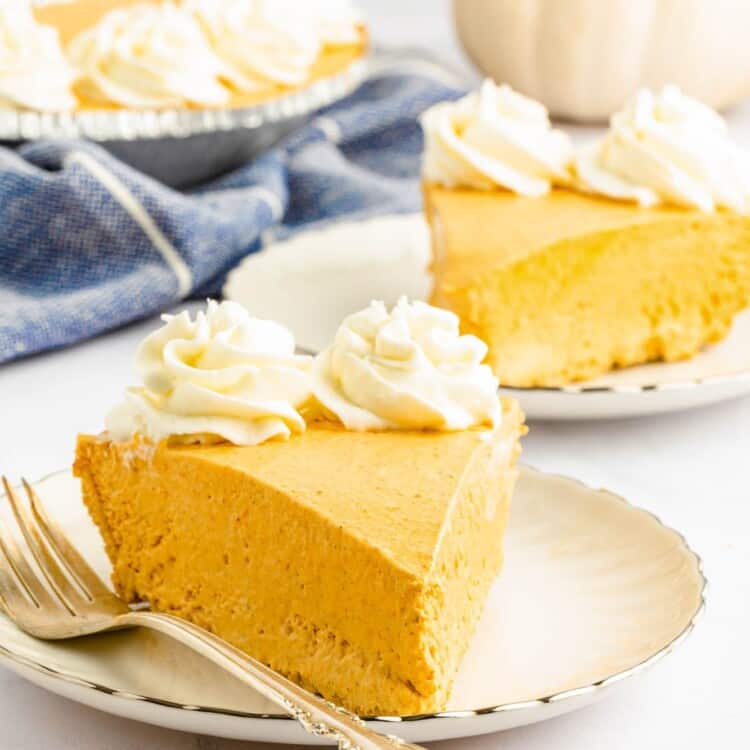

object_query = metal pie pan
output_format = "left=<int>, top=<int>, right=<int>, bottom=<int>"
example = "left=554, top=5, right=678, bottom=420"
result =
left=0, top=56, right=368, bottom=187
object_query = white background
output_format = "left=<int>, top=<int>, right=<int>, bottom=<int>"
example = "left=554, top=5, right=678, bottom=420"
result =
left=1, top=1, right=749, bottom=747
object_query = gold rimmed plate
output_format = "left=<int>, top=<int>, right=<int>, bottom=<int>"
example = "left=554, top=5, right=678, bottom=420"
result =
left=0, top=466, right=705, bottom=744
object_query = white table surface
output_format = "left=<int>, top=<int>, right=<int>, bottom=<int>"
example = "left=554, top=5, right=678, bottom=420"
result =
left=2, top=1, right=750, bottom=748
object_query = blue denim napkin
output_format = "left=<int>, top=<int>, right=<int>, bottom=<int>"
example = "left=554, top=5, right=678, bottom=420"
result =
left=0, top=66, right=463, bottom=364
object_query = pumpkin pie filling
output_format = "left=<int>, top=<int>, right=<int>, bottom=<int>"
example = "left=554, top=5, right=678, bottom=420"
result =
left=74, top=300, right=525, bottom=716
left=421, top=81, right=750, bottom=387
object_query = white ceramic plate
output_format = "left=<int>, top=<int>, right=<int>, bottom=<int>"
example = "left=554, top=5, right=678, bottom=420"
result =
left=224, top=213, right=750, bottom=421
left=0, top=468, right=705, bottom=745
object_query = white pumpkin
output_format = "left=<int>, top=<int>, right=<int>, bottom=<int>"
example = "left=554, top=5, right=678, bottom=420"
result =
left=452, top=0, right=750, bottom=122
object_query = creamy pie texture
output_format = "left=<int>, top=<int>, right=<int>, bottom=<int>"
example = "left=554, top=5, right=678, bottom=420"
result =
left=76, top=294, right=525, bottom=715
left=423, top=83, right=750, bottom=387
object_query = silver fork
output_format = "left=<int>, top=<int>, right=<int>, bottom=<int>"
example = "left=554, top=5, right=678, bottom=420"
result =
left=0, top=477, right=425, bottom=750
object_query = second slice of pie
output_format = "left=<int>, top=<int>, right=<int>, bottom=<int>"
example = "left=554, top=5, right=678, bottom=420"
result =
left=422, top=82, right=750, bottom=387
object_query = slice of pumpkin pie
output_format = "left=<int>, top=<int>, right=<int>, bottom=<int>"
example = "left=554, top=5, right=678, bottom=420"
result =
left=422, top=81, right=750, bottom=386
left=74, top=299, right=524, bottom=716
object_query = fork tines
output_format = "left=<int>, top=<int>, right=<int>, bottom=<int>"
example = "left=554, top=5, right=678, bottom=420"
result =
left=0, top=477, right=119, bottom=636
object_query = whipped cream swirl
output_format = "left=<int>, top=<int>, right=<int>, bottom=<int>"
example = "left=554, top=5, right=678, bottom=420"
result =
left=0, top=2, right=77, bottom=111
left=69, top=2, right=231, bottom=108
left=107, top=301, right=312, bottom=446
left=184, top=0, right=322, bottom=92
left=312, top=298, right=501, bottom=431
left=421, top=80, right=573, bottom=196
left=575, top=86, right=750, bottom=213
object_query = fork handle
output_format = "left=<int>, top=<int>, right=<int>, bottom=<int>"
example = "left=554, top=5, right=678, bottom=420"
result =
left=118, top=611, right=424, bottom=750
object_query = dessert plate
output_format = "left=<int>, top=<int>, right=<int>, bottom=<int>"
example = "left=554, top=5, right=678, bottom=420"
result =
left=0, top=467, right=705, bottom=744
left=225, top=213, right=750, bottom=420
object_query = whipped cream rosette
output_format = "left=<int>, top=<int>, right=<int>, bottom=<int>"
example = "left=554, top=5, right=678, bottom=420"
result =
left=312, top=298, right=501, bottom=431
left=420, top=79, right=573, bottom=196
left=69, top=2, right=232, bottom=108
left=0, top=1, right=77, bottom=111
left=575, top=85, right=750, bottom=213
left=107, top=301, right=312, bottom=446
